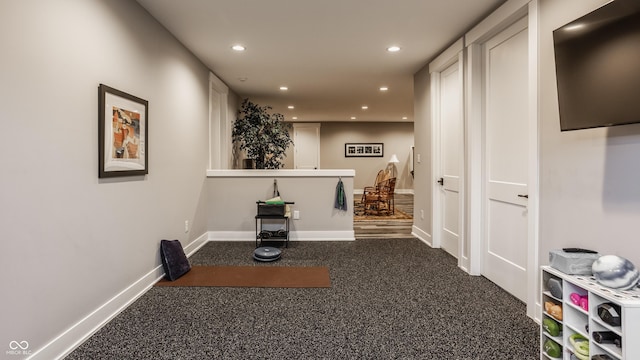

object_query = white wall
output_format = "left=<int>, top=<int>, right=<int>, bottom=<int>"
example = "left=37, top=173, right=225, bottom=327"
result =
left=319, top=122, right=414, bottom=191
left=281, top=122, right=414, bottom=191
left=412, top=65, right=433, bottom=241
left=539, top=0, right=640, bottom=267
left=0, top=0, right=212, bottom=358
left=206, top=171, right=354, bottom=241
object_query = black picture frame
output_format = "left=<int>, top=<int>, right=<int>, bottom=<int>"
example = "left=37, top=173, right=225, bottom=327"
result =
left=98, top=84, right=148, bottom=178
left=344, top=143, right=383, bottom=157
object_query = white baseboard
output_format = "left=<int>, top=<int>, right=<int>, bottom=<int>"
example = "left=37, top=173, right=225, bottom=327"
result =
left=291, top=230, right=355, bottom=241
left=533, top=302, right=542, bottom=324
left=183, top=232, right=211, bottom=256
left=30, top=232, right=208, bottom=360
left=411, top=226, right=433, bottom=247
left=208, top=230, right=355, bottom=242
left=208, top=231, right=254, bottom=241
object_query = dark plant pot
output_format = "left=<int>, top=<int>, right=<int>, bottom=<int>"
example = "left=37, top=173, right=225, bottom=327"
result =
left=243, top=159, right=255, bottom=169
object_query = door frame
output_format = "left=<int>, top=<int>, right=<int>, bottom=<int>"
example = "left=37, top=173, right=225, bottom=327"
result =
left=464, top=0, right=539, bottom=319
left=430, top=38, right=466, bottom=268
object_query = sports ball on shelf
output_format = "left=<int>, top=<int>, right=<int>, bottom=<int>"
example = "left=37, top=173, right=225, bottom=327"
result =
left=592, top=255, right=640, bottom=290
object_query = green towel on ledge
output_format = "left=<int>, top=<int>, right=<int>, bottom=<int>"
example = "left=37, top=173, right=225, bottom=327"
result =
left=265, top=196, right=285, bottom=205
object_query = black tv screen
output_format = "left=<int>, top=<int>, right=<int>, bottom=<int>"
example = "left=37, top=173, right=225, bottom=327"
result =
left=553, top=0, right=640, bottom=131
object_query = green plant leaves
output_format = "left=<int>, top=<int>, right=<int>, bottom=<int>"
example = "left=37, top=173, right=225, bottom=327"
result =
left=232, top=99, right=293, bottom=169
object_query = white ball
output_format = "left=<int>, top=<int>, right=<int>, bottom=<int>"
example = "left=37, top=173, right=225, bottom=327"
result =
left=592, top=255, right=640, bottom=290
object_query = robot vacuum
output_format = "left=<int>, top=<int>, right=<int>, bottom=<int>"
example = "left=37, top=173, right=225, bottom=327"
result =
left=253, top=246, right=282, bottom=262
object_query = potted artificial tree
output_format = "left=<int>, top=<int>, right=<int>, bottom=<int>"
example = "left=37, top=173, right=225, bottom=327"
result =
left=232, top=99, right=293, bottom=169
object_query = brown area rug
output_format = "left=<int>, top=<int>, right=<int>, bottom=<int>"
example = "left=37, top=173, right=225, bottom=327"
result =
left=155, top=266, right=331, bottom=288
left=353, top=200, right=412, bottom=220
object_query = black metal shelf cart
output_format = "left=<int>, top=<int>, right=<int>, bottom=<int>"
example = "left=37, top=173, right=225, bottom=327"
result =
left=255, top=201, right=294, bottom=248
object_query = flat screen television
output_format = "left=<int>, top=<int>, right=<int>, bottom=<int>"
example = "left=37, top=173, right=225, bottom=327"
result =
left=553, top=0, right=640, bottom=131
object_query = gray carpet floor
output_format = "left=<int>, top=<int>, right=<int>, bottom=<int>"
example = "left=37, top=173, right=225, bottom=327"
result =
left=67, top=239, right=539, bottom=359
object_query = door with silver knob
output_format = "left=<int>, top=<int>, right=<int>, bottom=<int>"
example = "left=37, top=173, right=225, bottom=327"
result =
left=434, top=59, right=463, bottom=260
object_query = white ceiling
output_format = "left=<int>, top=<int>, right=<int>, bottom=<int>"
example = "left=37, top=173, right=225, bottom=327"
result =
left=136, top=0, right=505, bottom=122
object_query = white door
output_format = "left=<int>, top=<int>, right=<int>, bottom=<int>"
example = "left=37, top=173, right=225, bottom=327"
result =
left=482, top=18, right=529, bottom=302
left=293, top=123, right=320, bottom=169
left=436, top=61, right=463, bottom=259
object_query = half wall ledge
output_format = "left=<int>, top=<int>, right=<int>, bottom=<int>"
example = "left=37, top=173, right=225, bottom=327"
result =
left=205, top=169, right=355, bottom=242
left=206, top=169, right=356, bottom=178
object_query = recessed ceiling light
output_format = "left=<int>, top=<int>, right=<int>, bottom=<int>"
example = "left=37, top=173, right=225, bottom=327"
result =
left=379, top=86, right=389, bottom=91
left=231, top=44, right=246, bottom=51
left=361, top=105, right=368, bottom=110
left=292, top=116, right=298, bottom=120
left=402, top=116, right=408, bottom=120
left=350, top=116, right=356, bottom=120
left=287, top=105, right=294, bottom=109
left=279, top=86, right=288, bottom=91
left=387, top=46, right=401, bottom=52
left=238, top=77, right=248, bottom=82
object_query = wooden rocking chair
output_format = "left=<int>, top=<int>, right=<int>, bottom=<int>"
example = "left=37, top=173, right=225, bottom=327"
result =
left=363, top=177, right=396, bottom=215
left=361, top=170, right=389, bottom=201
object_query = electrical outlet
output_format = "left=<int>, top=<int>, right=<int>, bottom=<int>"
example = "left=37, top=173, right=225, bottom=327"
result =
left=293, top=210, right=300, bottom=220
left=184, top=220, right=189, bottom=233
left=417, top=154, right=421, bottom=163
left=420, top=210, right=424, bottom=220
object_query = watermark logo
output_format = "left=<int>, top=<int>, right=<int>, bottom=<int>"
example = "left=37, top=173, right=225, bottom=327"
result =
left=7, top=341, right=31, bottom=356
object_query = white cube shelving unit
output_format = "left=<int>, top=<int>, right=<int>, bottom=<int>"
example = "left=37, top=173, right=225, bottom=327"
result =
left=541, top=266, right=640, bottom=360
